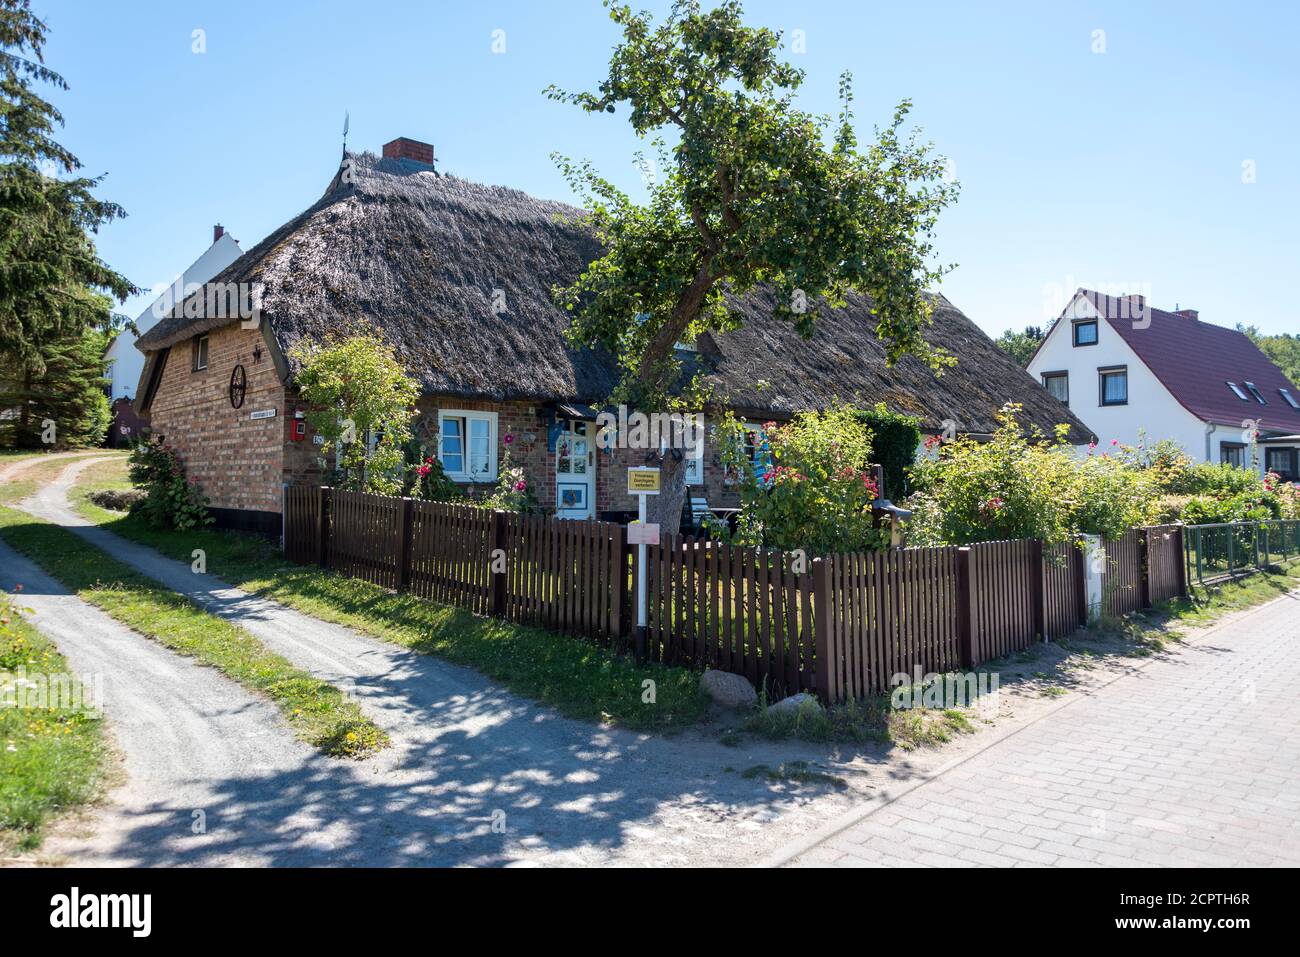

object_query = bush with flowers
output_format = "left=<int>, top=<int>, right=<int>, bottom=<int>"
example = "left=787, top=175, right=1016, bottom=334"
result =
left=716, top=403, right=887, bottom=554
left=483, top=435, right=540, bottom=513
left=127, top=437, right=213, bottom=531
left=908, top=405, right=1160, bottom=547
left=403, top=442, right=463, bottom=502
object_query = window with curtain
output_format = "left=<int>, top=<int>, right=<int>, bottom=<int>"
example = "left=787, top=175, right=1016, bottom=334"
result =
left=1099, top=368, right=1128, bottom=406
left=1042, top=372, right=1069, bottom=404
left=1221, top=443, right=1245, bottom=468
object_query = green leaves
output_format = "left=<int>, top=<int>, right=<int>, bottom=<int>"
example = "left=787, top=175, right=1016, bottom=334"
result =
left=0, top=0, right=136, bottom=376
left=289, top=333, right=419, bottom=495
left=717, top=402, right=887, bottom=554
left=549, top=0, right=958, bottom=413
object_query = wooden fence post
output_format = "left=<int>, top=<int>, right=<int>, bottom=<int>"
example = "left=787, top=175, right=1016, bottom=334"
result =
left=316, top=487, right=331, bottom=569
left=609, top=523, right=625, bottom=646
left=812, top=556, right=836, bottom=704
left=1138, top=527, right=1152, bottom=608
left=1030, top=539, right=1046, bottom=641
left=489, top=510, right=508, bottom=618
left=956, top=546, right=975, bottom=668
left=396, top=497, right=415, bottom=593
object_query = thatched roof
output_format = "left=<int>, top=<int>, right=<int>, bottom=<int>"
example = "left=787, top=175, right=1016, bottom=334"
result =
left=138, top=151, right=1090, bottom=440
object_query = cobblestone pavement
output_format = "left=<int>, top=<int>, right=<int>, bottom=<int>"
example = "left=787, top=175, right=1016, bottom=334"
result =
left=778, top=590, right=1300, bottom=867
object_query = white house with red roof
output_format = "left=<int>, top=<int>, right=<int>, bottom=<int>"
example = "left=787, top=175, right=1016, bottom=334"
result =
left=1027, top=288, right=1300, bottom=482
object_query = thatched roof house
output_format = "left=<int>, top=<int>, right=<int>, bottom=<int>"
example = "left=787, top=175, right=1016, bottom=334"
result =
left=135, top=139, right=1088, bottom=530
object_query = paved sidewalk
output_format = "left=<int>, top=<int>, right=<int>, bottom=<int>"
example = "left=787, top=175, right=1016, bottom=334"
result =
left=778, top=589, right=1300, bottom=867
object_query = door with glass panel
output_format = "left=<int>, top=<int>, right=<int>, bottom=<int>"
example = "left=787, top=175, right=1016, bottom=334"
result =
left=555, top=420, right=594, bottom=519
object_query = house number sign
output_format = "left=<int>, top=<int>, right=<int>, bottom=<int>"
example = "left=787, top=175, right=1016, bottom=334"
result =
left=249, top=409, right=276, bottom=421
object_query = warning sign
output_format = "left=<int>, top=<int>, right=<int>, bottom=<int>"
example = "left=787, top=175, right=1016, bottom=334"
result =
left=627, top=467, right=661, bottom=495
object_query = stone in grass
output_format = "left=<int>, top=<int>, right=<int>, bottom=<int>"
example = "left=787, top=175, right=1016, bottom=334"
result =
left=766, top=692, right=824, bottom=718
left=700, top=669, right=758, bottom=709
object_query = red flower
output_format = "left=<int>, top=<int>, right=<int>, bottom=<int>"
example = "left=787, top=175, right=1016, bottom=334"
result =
left=514, top=480, right=527, bottom=492
left=503, top=433, right=514, bottom=445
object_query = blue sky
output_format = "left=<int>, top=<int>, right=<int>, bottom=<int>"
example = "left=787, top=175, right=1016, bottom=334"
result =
left=43, top=0, right=1299, bottom=336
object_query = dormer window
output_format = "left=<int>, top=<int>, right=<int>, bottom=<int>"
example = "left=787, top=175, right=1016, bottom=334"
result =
left=1244, top=382, right=1266, bottom=404
left=1072, top=320, right=1098, bottom=347
left=1227, top=381, right=1248, bottom=400
left=1281, top=389, right=1300, bottom=410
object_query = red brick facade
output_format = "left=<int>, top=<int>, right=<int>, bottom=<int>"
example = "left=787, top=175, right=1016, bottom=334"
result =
left=147, top=323, right=289, bottom=516
left=148, top=322, right=749, bottom=522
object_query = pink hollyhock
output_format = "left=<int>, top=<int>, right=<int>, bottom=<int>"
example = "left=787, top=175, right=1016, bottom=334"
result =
left=503, top=433, right=514, bottom=445
left=514, top=480, right=527, bottom=492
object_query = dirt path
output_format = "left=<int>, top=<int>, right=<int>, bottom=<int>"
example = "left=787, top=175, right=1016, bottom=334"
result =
left=0, top=450, right=121, bottom=487
left=5, top=457, right=882, bottom=866
left=0, top=535, right=321, bottom=866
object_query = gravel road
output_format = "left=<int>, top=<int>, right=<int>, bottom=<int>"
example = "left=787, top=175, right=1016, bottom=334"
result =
left=4, top=458, right=866, bottom=866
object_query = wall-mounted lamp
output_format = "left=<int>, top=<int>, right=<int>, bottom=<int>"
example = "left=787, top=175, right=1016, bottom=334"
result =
left=252, top=342, right=263, bottom=363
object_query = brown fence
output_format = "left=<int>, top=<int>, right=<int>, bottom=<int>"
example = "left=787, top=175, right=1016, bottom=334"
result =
left=642, top=538, right=814, bottom=698
left=1145, top=525, right=1185, bottom=604
left=817, top=547, right=962, bottom=702
left=282, top=486, right=1189, bottom=705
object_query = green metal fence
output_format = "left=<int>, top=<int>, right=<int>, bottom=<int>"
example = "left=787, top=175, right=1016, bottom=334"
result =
left=1183, top=520, right=1300, bottom=586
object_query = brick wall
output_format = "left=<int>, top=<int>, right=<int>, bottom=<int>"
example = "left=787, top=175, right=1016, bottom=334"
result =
left=278, top=394, right=743, bottom=518
left=147, top=323, right=287, bottom=514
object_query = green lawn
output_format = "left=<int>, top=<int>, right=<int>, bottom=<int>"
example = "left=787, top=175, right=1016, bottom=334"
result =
left=0, top=451, right=126, bottom=507
left=72, top=458, right=707, bottom=732
left=1, top=589, right=107, bottom=854
left=0, top=506, right=389, bottom=759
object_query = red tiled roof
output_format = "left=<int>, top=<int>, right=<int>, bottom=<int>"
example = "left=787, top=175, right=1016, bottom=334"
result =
left=1081, top=290, right=1300, bottom=433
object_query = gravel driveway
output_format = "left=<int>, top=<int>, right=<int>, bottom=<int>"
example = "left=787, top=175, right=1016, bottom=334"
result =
left=4, top=458, right=866, bottom=866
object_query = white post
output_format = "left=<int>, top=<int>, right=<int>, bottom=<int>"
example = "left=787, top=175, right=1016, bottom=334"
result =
left=1083, top=533, right=1104, bottom=623
left=636, top=492, right=648, bottom=629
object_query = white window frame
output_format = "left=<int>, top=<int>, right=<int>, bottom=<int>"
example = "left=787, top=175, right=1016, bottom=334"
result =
left=193, top=334, right=209, bottom=371
left=437, top=409, right=498, bottom=483
left=684, top=424, right=705, bottom=485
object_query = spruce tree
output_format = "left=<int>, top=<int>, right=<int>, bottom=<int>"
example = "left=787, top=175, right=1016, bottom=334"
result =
left=1, top=0, right=134, bottom=445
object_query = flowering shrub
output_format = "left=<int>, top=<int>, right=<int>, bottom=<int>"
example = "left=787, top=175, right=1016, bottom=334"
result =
left=403, top=443, right=463, bottom=502
left=717, top=403, right=887, bottom=554
left=908, top=405, right=1159, bottom=547
left=1268, top=473, right=1300, bottom=519
left=1181, top=488, right=1281, bottom=525
left=127, top=438, right=213, bottom=531
left=483, top=440, right=540, bottom=513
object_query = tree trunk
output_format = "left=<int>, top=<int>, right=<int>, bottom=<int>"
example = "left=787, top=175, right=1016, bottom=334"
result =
left=645, top=449, right=688, bottom=537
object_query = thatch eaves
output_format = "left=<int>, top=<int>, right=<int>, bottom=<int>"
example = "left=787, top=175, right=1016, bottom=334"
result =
left=137, top=152, right=1091, bottom=441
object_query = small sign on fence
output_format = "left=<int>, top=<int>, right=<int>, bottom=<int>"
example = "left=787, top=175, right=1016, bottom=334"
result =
left=627, top=466, right=661, bottom=494
left=627, top=522, right=660, bottom=545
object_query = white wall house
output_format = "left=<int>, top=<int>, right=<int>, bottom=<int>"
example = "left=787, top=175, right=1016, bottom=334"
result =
left=105, top=226, right=243, bottom=402
left=1027, top=289, right=1300, bottom=482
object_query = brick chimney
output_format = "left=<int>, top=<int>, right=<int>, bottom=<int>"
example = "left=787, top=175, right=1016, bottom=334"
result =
left=382, top=137, right=435, bottom=169
left=1175, top=308, right=1199, bottom=321
left=213, top=223, right=224, bottom=244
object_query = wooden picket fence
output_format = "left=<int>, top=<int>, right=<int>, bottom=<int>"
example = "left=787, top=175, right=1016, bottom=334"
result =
left=282, top=486, right=1188, bottom=704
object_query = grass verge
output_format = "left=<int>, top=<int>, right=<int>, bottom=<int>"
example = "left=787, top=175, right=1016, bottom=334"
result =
left=0, top=589, right=108, bottom=854
left=0, top=507, right=388, bottom=759
left=71, top=459, right=706, bottom=731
